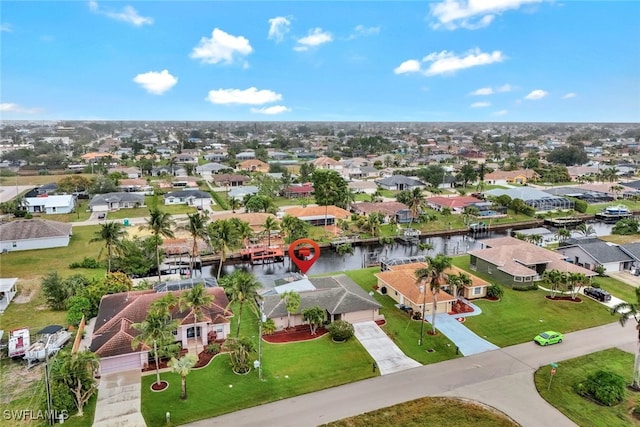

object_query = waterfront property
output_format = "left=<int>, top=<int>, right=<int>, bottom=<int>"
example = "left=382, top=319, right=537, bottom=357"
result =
left=0, top=219, right=72, bottom=252
left=557, top=237, right=634, bottom=273
left=468, top=236, right=597, bottom=287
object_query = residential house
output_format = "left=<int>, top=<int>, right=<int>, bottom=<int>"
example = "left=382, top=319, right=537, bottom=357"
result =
left=204, top=151, right=227, bottom=162
left=352, top=201, right=408, bottom=223
left=90, top=287, right=232, bottom=375
left=281, top=184, right=314, bottom=199
left=164, top=189, right=213, bottom=210
left=88, top=192, right=145, bottom=212
left=23, top=195, right=75, bottom=214
left=118, top=179, right=154, bottom=194
left=108, top=167, right=142, bottom=179
left=0, top=219, right=73, bottom=252
left=620, top=242, right=640, bottom=273
left=281, top=205, right=350, bottom=226
left=425, top=196, right=482, bottom=214
left=468, top=236, right=596, bottom=288
left=238, top=159, right=269, bottom=173
left=312, top=156, right=342, bottom=171
left=227, top=186, right=259, bottom=200
left=484, top=187, right=574, bottom=212
left=348, top=180, right=378, bottom=195
left=0, top=278, right=18, bottom=314
left=211, top=212, right=276, bottom=234
left=262, top=275, right=383, bottom=330
left=151, top=165, right=187, bottom=177
left=375, top=175, right=425, bottom=191
left=236, top=151, right=256, bottom=160
left=484, top=169, right=538, bottom=185
left=374, top=263, right=457, bottom=315
left=557, top=237, right=634, bottom=273
left=196, top=162, right=228, bottom=179
left=211, top=174, right=251, bottom=187
left=172, top=154, right=198, bottom=164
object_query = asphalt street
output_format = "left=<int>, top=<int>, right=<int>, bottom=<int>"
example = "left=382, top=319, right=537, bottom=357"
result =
left=186, top=320, right=636, bottom=427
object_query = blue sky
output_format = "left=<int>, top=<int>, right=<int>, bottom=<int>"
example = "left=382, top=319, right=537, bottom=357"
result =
left=1, top=1, right=639, bottom=122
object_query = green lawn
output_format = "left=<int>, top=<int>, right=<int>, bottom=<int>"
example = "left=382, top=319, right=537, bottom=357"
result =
left=345, top=268, right=461, bottom=364
left=534, top=348, right=639, bottom=427
left=451, top=257, right=618, bottom=347
left=35, top=200, right=93, bottom=222
left=594, top=275, right=639, bottom=304
left=141, top=336, right=376, bottom=426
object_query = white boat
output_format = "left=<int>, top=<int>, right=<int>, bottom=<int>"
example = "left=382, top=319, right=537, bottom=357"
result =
left=7, top=328, right=30, bottom=358
left=24, top=325, right=71, bottom=367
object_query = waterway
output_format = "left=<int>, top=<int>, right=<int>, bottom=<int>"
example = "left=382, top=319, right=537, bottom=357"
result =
left=200, top=221, right=614, bottom=288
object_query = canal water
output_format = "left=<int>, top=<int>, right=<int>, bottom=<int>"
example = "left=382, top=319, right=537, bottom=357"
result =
left=201, top=222, right=614, bottom=287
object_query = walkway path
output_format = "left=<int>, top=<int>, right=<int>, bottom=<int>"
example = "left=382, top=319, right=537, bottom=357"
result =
left=353, top=321, right=421, bottom=375
left=187, top=321, right=635, bottom=427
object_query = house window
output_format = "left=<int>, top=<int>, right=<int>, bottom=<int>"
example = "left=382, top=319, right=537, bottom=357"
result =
left=473, top=287, right=482, bottom=295
left=487, top=266, right=493, bottom=275
left=524, top=276, right=532, bottom=282
left=215, top=326, right=223, bottom=334
left=395, top=291, right=398, bottom=296
left=12, top=241, right=17, bottom=248
left=514, top=276, right=523, bottom=282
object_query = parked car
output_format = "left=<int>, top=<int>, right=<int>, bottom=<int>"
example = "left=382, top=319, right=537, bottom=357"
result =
left=583, top=287, right=611, bottom=302
left=534, top=331, right=563, bottom=346
left=97, top=212, right=106, bottom=220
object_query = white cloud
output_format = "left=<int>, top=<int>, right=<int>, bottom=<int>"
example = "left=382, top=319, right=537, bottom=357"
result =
left=497, top=83, right=513, bottom=92
left=205, top=87, right=282, bottom=105
left=471, top=101, right=491, bottom=108
left=493, top=109, right=509, bottom=116
left=0, top=23, right=13, bottom=32
left=268, top=17, right=291, bottom=43
left=133, top=70, right=177, bottom=95
left=562, top=92, right=577, bottom=99
left=0, top=103, right=40, bottom=114
left=423, top=48, right=505, bottom=76
left=348, top=24, right=380, bottom=39
left=471, top=87, right=493, bottom=95
left=89, top=1, right=153, bottom=27
left=191, top=28, right=253, bottom=64
left=250, top=105, right=291, bottom=115
left=294, top=28, right=333, bottom=51
left=394, top=59, right=422, bottom=75
left=429, top=0, right=543, bottom=30
left=525, top=89, right=548, bottom=100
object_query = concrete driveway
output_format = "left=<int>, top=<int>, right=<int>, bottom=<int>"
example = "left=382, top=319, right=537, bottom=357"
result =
left=434, top=314, right=499, bottom=356
left=93, top=370, right=146, bottom=427
left=353, top=321, right=421, bottom=375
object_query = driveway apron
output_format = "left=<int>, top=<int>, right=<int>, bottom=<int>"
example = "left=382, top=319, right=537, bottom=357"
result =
left=353, top=321, right=421, bottom=375
left=434, top=313, right=499, bottom=356
left=93, top=370, right=146, bottom=427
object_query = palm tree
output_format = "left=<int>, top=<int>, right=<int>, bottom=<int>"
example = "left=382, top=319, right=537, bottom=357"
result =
left=364, top=212, right=382, bottom=237
left=131, top=309, right=179, bottom=387
left=90, top=221, right=126, bottom=273
left=230, top=217, right=254, bottom=244
left=207, top=219, right=242, bottom=280
left=543, top=269, right=565, bottom=298
left=281, top=290, right=300, bottom=329
left=415, top=254, right=453, bottom=334
left=610, top=287, right=640, bottom=390
left=141, top=208, right=175, bottom=283
left=567, top=272, right=588, bottom=300
left=57, top=350, right=100, bottom=416
left=418, top=242, right=434, bottom=255
left=168, top=354, right=197, bottom=400
left=576, top=222, right=596, bottom=237
left=184, top=212, right=209, bottom=277
left=223, top=271, right=263, bottom=337
left=224, top=336, right=255, bottom=374
left=556, top=228, right=571, bottom=243
left=179, top=283, right=214, bottom=356
left=229, top=197, right=241, bottom=213
left=302, top=306, right=325, bottom=335
left=406, top=187, right=424, bottom=229
left=262, top=216, right=280, bottom=247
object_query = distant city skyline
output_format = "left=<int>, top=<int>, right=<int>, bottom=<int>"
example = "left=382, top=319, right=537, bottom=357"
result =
left=1, top=1, right=639, bottom=123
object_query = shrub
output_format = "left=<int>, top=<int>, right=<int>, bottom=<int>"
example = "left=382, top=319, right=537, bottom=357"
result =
left=594, top=266, right=607, bottom=277
left=486, top=284, right=504, bottom=299
left=512, top=284, right=539, bottom=291
left=69, top=257, right=101, bottom=269
left=205, top=343, right=220, bottom=355
left=327, top=320, right=354, bottom=342
left=66, top=296, right=92, bottom=326
left=572, top=198, right=588, bottom=213
left=574, top=370, right=626, bottom=406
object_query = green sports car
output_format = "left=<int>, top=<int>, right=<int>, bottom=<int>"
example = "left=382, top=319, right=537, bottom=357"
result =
left=534, top=331, right=563, bottom=346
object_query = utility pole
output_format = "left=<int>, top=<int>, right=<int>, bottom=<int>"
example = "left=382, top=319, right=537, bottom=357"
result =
left=44, top=351, right=53, bottom=425
left=419, top=284, right=426, bottom=346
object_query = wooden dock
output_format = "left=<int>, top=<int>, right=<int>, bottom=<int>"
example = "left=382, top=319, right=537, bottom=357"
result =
left=240, top=245, right=285, bottom=265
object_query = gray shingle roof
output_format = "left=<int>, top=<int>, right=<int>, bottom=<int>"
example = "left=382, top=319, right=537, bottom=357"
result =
left=89, top=192, right=145, bottom=207
left=561, top=239, right=634, bottom=264
left=0, top=219, right=72, bottom=241
left=621, top=242, right=640, bottom=261
left=375, top=175, right=424, bottom=187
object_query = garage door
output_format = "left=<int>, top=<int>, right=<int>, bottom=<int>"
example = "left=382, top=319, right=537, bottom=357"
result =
left=100, top=354, right=143, bottom=376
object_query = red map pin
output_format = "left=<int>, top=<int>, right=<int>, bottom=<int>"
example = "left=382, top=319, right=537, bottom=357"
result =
left=288, top=238, right=320, bottom=274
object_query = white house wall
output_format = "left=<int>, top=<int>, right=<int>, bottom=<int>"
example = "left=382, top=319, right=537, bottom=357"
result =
left=1, top=236, right=70, bottom=252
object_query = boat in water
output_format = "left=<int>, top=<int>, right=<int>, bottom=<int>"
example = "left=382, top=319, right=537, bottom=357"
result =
left=24, top=325, right=71, bottom=367
left=595, top=205, right=632, bottom=222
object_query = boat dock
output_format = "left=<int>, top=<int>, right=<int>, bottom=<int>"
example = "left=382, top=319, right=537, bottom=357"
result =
left=240, top=244, right=285, bottom=265
left=543, top=217, right=584, bottom=228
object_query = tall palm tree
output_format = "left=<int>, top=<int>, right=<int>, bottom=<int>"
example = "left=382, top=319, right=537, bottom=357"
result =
left=230, top=217, right=254, bottom=243
left=262, top=216, right=280, bottom=247
left=556, top=227, right=571, bottom=243
left=365, top=212, right=382, bottom=237
left=131, top=309, right=179, bottom=387
left=57, top=350, right=100, bottom=416
left=415, top=254, right=453, bottom=334
left=224, top=271, right=263, bottom=337
left=168, top=354, right=197, bottom=400
left=184, top=212, right=209, bottom=277
left=406, top=187, right=424, bottom=229
left=281, top=290, right=300, bottom=329
left=207, top=219, right=242, bottom=280
left=179, top=283, right=214, bottom=356
left=141, top=208, right=175, bottom=283
left=610, top=287, right=640, bottom=390
left=543, top=269, right=565, bottom=298
left=90, top=221, right=126, bottom=273
left=576, top=222, right=596, bottom=237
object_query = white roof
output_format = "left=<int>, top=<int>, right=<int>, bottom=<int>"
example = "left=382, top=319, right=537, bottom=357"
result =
left=0, top=278, right=17, bottom=293
left=273, top=279, right=316, bottom=294
left=25, top=195, right=73, bottom=208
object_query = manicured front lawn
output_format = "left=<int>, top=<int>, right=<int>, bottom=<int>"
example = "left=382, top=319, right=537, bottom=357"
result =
left=141, top=336, right=376, bottom=426
left=594, top=275, right=639, bottom=304
left=451, top=257, right=617, bottom=347
left=345, top=268, right=461, bottom=364
left=534, top=348, right=639, bottom=427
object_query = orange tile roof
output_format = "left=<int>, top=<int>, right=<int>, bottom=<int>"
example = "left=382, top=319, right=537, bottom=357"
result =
left=283, top=205, right=351, bottom=219
left=375, top=262, right=457, bottom=306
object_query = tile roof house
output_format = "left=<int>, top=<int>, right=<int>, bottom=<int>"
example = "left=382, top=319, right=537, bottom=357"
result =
left=90, top=287, right=232, bottom=375
left=557, top=237, right=634, bottom=273
left=352, top=201, right=409, bottom=223
left=262, top=275, right=383, bottom=330
left=88, top=192, right=145, bottom=212
left=375, top=175, right=425, bottom=191
left=281, top=205, right=350, bottom=226
left=468, top=236, right=597, bottom=288
left=348, top=180, right=378, bottom=195
left=238, top=159, right=269, bottom=173
left=375, top=263, right=457, bottom=315
left=0, top=219, right=73, bottom=252
left=211, top=174, right=251, bottom=187
left=281, top=184, right=314, bottom=198
left=108, top=167, right=142, bottom=179
left=426, top=196, right=482, bottom=213
left=312, top=156, right=342, bottom=170
left=484, top=169, right=539, bottom=185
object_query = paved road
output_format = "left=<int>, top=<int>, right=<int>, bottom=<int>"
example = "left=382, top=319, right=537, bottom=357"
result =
left=186, top=321, right=636, bottom=427
left=0, top=185, right=32, bottom=203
